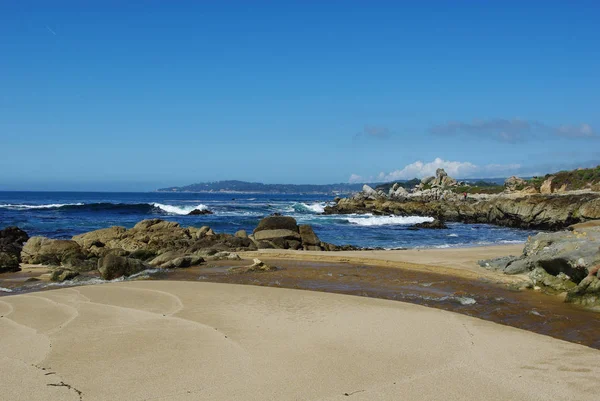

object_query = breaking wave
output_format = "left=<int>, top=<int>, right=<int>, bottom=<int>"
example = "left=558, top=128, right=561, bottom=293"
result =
left=152, top=203, right=208, bottom=215
left=0, top=202, right=209, bottom=216
left=345, top=215, right=434, bottom=226
left=292, top=202, right=327, bottom=214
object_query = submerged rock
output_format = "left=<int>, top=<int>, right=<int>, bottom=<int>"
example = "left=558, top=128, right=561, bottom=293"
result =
left=187, top=209, right=213, bottom=216
left=412, top=219, right=448, bottom=229
left=229, top=258, right=277, bottom=273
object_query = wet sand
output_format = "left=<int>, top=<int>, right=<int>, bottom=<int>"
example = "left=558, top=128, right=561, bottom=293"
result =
left=1, top=280, right=600, bottom=401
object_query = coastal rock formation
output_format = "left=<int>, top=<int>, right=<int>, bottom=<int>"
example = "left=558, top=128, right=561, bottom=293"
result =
left=11, top=216, right=353, bottom=279
left=21, top=237, right=89, bottom=268
left=0, top=226, right=29, bottom=273
left=479, top=220, right=600, bottom=308
left=327, top=192, right=600, bottom=230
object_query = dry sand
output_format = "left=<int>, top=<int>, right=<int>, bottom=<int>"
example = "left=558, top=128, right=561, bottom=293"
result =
left=244, top=244, right=528, bottom=283
left=1, top=280, right=599, bottom=401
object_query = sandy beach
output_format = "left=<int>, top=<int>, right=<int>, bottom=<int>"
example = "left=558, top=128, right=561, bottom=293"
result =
left=2, top=280, right=599, bottom=401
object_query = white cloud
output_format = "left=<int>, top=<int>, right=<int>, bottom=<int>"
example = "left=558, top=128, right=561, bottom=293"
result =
left=361, top=158, right=522, bottom=182
left=348, top=174, right=364, bottom=183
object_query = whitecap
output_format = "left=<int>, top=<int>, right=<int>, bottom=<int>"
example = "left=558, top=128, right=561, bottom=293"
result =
left=0, top=203, right=84, bottom=210
left=447, top=233, right=459, bottom=237
left=0, top=287, right=13, bottom=293
left=346, top=215, right=434, bottom=226
left=153, top=203, right=209, bottom=215
left=293, top=202, right=327, bottom=214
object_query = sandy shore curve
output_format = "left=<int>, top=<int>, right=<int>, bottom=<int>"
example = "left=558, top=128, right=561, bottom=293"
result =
left=1, top=280, right=598, bottom=401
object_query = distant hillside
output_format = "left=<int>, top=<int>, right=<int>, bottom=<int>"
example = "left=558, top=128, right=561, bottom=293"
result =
left=157, top=180, right=381, bottom=195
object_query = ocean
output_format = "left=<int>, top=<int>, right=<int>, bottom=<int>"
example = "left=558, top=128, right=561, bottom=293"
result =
left=0, top=191, right=537, bottom=249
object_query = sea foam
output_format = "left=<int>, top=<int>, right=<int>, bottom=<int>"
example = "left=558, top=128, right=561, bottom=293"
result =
left=345, top=215, right=434, bottom=226
left=152, top=203, right=209, bottom=215
left=0, top=203, right=84, bottom=210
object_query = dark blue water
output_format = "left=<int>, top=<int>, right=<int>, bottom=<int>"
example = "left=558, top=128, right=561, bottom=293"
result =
left=0, top=191, right=537, bottom=248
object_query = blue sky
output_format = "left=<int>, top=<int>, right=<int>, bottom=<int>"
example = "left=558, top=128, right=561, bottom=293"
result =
left=1, top=1, right=599, bottom=191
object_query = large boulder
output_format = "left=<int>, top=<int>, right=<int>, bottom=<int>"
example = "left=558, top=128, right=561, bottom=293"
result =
left=361, top=185, right=379, bottom=200
left=299, top=225, right=321, bottom=250
left=98, top=254, right=148, bottom=280
left=21, top=237, right=87, bottom=267
left=0, top=226, right=29, bottom=273
left=252, top=216, right=328, bottom=250
left=253, top=216, right=301, bottom=244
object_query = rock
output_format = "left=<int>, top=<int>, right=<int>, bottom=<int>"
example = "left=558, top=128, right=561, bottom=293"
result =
left=187, top=209, right=213, bottom=216
left=229, top=258, right=277, bottom=273
left=540, top=176, right=554, bottom=194
left=253, top=216, right=301, bottom=247
left=253, top=229, right=301, bottom=242
left=0, top=226, right=29, bottom=273
left=477, top=255, right=520, bottom=271
left=430, top=168, right=457, bottom=188
left=299, top=225, right=321, bottom=247
left=254, top=216, right=299, bottom=233
left=128, top=249, right=157, bottom=261
left=98, top=254, right=148, bottom=280
left=421, top=176, right=435, bottom=185
left=234, top=230, right=248, bottom=238
left=412, top=219, right=448, bottom=229
left=158, top=255, right=205, bottom=269
left=362, top=185, right=379, bottom=200
left=504, top=176, right=528, bottom=192
left=149, top=251, right=184, bottom=266
left=529, top=267, right=577, bottom=293
left=50, top=268, right=80, bottom=282
left=201, top=251, right=241, bottom=261
left=21, top=237, right=87, bottom=267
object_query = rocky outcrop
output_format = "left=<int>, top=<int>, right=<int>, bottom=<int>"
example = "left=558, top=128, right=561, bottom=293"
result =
left=0, top=226, right=29, bottom=273
left=327, top=193, right=600, bottom=231
left=479, top=221, right=600, bottom=308
left=430, top=168, right=457, bottom=188
left=251, top=216, right=351, bottom=251
left=504, top=176, right=528, bottom=192
left=21, top=237, right=90, bottom=269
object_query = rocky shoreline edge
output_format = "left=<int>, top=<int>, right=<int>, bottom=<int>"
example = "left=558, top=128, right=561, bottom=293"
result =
left=1, top=204, right=600, bottom=309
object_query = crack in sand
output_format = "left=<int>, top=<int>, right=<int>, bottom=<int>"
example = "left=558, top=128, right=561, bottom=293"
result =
left=47, top=381, right=83, bottom=400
